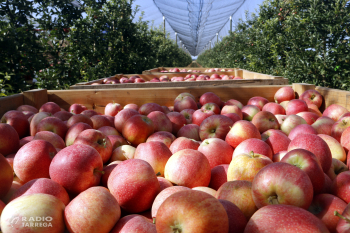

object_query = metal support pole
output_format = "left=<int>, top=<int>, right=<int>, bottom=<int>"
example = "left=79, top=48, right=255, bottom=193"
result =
left=163, top=16, right=165, bottom=40
left=209, top=41, right=211, bottom=50
left=216, top=33, right=219, bottom=43
left=230, top=16, right=232, bottom=33
left=175, top=32, right=177, bottom=45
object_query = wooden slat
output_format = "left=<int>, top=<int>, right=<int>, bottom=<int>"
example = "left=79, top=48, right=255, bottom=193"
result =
left=48, top=85, right=289, bottom=114
left=316, top=86, right=350, bottom=110
left=70, top=78, right=289, bottom=90
left=0, top=93, right=24, bottom=117
left=23, top=89, right=48, bottom=110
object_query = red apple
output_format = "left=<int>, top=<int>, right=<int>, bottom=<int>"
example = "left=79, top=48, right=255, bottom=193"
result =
left=323, top=104, right=349, bottom=122
left=17, top=105, right=38, bottom=113
left=174, top=95, right=198, bottom=112
left=225, top=99, right=244, bottom=109
left=53, top=111, right=73, bottom=121
left=164, top=149, right=211, bottom=188
left=233, top=138, right=273, bottom=160
left=331, top=116, right=350, bottom=142
left=68, top=103, right=87, bottom=114
left=252, top=162, right=314, bottom=209
left=0, top=123, right=19, bottom=156
left=286, top=99, right=308, bottom=115
left=300, top=89, right=323, bottom=108
left=114, top=108, right=140, bottom=133
left=1, top=110, right=30, bottom=138
left=49, top=144, right=103, bottom=195
left=157, top=177, right=173, bottom=191
left=225, top=120, right=261, bottom=148
left=312, top=116, right=335, bottom=135
left=139, top=103, right=165, bottom=115
left=108, top=159, right=160, bottom=213
left=169, top=137, right=200, bottom=154
left=242, top=105, right=260, bottom=121
left=199, top=115, right=233, bottom=141
left=105, top=102, right=123, bottom=116
left=297, top=111, right=320, bottom=125
left=65, top=186, right=121, bottom=233
left=166, top=112, right=187, bottom=135
left=288, top=134, right=333, bottom=173
left=124, top=103, right=139, bottom=111
left=147, top=111, right=172, bottom=133
left=146, top=131, right=176, bottom=148
left=67, top=113, right=93, bottom=128
left=288, top=124, right=318, bottom=140
left=110, top=214, right=156, bottom=233
left=201, top=102, right=221, bottom=114
left=199, top=92, right=221, bottom=106
left=39, top=102, right=61, bottom=114
left=280, top=114, right=307, bottom=135
left=319, top=134, right=347, bottom=162
left=219, top=199, right=247, bottom=233
left=81, top=109, right=98, bottom=118
left=155, top=190, right=229, bottom=233
left=261, top=129, right=290, bottom=155
left=109, top=145, right=135, bottom=162
left=134, top=141, right=172, bottom=176
left=180, top=109, right=195, bottom=124
left=244, top=204, right=330, bottom=232
left=14, top=140, right=56, bottom=183
left=209, top=164, right=229, bottom=191
left=198, top=138, right=233, bottom=169
left=274, top=86, right=295, bottom=103
left=33, top=131, right=65, bottom=149
left=326, top=158, right=348, bottom=181
left=247, top=96, right=269, bottom=111
left=0, top=154, right=13, bottom=199
left=122, top=115, right=154, bottom=146
left=65, top=122, right=92, bottom=146
left=262, top=102, right=286, bottom=115
left=90, top=115, right=113, bottom=129
left=36, top=116, right=68, bottom=139
left=177, top=123, right=200, bottom=141
left=192, top=109, right=216, bottom=126
left=251, top=111, right=279, bottom=133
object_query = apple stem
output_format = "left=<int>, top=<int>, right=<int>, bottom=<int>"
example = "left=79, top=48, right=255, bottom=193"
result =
left=335, top=211, right=350, bottom=223
left=156, top=172, right=161, bottom=176
left=102, top=138, right=107, bottom=148
left=250, top=151, right=256, bottom=158
left=94, top=169, right=105, bottom=175
left=268, top=195, right=279, bottom=205
left=153, top=218, right=156, bottom=224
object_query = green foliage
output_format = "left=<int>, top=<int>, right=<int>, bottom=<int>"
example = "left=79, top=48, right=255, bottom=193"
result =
left=0, top=0, right=191, bottom=94
left=197, top=0, right=350, bottom=90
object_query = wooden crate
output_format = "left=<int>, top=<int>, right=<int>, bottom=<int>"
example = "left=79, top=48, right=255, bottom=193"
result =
left=3, top=83, right=349, bottom=117
left=142, top=67, right=236, bottom=73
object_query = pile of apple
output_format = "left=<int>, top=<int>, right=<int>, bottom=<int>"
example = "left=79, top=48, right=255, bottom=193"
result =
left=160, top=68, right=234, bottom=73
left=2, top=86, right=350, bottom=232
left=92, top=73, right=242, bottom=85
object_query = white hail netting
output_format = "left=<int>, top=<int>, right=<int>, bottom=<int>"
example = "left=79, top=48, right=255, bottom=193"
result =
left=132, top=0, right=265, bottom=57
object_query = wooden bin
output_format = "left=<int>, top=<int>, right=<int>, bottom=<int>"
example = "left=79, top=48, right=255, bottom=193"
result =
left=2, top=83, right=350, bottom=117
left=70, top=70, right=287, bottom=89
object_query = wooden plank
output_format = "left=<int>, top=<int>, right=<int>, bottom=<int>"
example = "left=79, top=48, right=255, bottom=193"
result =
left=48, top=85, right=289, bottom=114
left=0, top=93, right=24, bottom=117
left=235, top=69, right=243, bottom=78
left=23, top=89, right=48, bottom=110
left=70, top=78, right=289, bottom=90
left=292, top=83, right=316, bottom=98
left=315, top=86, right=350, bottom=111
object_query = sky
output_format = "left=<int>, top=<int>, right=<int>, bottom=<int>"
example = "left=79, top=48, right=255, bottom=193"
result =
left=131, top=0, right=266, bottom=57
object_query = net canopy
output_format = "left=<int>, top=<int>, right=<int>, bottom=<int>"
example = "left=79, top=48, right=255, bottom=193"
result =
left=132, top=0, right=265, bottom=57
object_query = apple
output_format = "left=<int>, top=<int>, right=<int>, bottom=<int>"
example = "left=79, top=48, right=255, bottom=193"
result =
left=146, top=131, right=176, bottom=148
left=147, top=111, right=172, bottom=133
left=225, top=120, right=261, bottom=148
left=331, top=171, right=350, bottom=203
left=180, top=109, right=195, bottom=124
left=110, top=144, right=135, bottom=162
left=169, top=137, right=200, bottom=154
left=286, top=99, right=309, bottom=115
left=216, top=180, right=258, bottom=219
left=161, top=106, right=171, bottom=114
left=318, top=134, right=347, bottom=162
left=326, top=158, right=348, bottom=181
left=335, top=202, right=350, bottom=232
left=252, top=162, right=314, bottom=209
left=242, top=105, right=260, bottom=121
left=151, top=186, right=191, bottom=218
left=209, top=164, right=229, bottom=190
left=0, top=193, right=65, bottom=232
left=67, top=113, right=93, bottom=128
left=49, top=144, right=104, bottom=195
left=114, top=108, right=140, bottom=133
left=14, top=140, right=56, bottom=183
left=261, top=129, right=291, bottom=155
left=201, top=102, right=221, bottom=114
left=1, top=110, right=30, bottom=138
left=105, top=102, right=123, bottom=116
left=219, top=199, right=247, bottom=233
left=299, top=89, right=323, bottom=108
left=81, top=109, right=99, bottom=117
left=166, top=112, right=187, bottom=135
left=323, top=104, right=349, bottom=122
left=192, top=109, right=216, bottom=126
left=74, top=129, right=113, bottom=163
left=312, top=116, right=335, bottom=135
left=17, top=104, right=38, bottom=113
left=155, top=190, right=229, bottom=233
left=244, top=204, right=330, bottom=232
left=228, top=151, right=273, bottom=183
left=36, top=116, right=68, bottom=139
left=288, top=134, right=333, bottom=173
left=296, top=111, right=320, bottom=125
left=261, top=102, right=286, bottom=115
left=221, top=105, right=243, bottom=118
left=247, top=96, right=269, bottom=111
left=199, top=115, right=233, bottom=141
left=274, top=86, right=295, bottom=103
left=139, top=103, right=165, bottom=115
left=199, top=92, right=221, bottom=106
left=10, top=178, right=70, bottom=205
left=251, top=111, right=279, bottom=133
left=157, top=177, right=173, bottom=191
left=177, top=123, right=200, bottom=141
left=65, top=122, right=92, bottom=146
left=100, top=161, right=122, bottom=187
left=308, top=193, right=347, bottom=232
left=331, top=116, right=350, bottom=142
left=53, top=110, right=73, bottom=121
left=341, top=127, right=350, bottom=152
left=0, top=154, right=13, bottom=199
left=33, top=131, right=65, bottom=149
left=108, top=159, right=160, bottom=213
left=225, top=99, right=244, bottom=109
left=97, top=125, right=120, bottom=136
left=281, top=149, right=324, bottom=194
left=198, top=138, right=233, bottom=169
left=122, top=115, right=154, bottom=146
left=22, top=110, right=35, bottom=121
left=164, top=149, right=211, bottom=188
left=0, top=123, right=19, bottom=156
left=90, top=115, right=113, bottom=129
left=69, top=103, right=87, bottom=114
left=39, top=102, right=61, bottom=114
left=192, top=186, right=217, bottom=197
left=280, top=114, right=307, bottom=135
left=108, top=135, right=128, bottom=150
left=288, top=124, right=317, bottom=140
left=134, top=141, right=172, bottom=176
left=174, top=95, right=198, bottom=112
left=233, top=138, right=273, bottom=160
left=124, top=103, right=139, bottom=111
left=110, top=214, right=157, bottom=233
